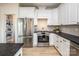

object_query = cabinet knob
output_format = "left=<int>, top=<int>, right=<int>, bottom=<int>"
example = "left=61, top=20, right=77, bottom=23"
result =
left=56, top=41, right=58, bottom=42
left=60, top=41, right=62, bottom=42
left=63, top=40, right=66, bottom=42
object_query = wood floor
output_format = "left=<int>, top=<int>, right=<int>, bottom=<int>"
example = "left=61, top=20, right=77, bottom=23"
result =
left=22, top=47, right=60, bottom=56
left=23, top=38, right=33, bottom=48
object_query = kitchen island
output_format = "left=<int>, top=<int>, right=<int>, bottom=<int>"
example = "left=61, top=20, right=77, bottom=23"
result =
left=0, top=43, right=24, bottom=56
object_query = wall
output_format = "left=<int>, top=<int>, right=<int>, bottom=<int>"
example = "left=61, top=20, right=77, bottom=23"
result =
left=61, top=26, right=79, bottom=36
left=0, top=3, right=19, bottom=43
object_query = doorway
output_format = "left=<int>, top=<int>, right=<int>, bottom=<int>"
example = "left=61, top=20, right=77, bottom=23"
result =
left=6, top=15, right=15, bottom=43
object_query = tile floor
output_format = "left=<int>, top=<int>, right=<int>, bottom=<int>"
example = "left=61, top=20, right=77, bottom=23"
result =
left=22, top=47, right=60, bottom=56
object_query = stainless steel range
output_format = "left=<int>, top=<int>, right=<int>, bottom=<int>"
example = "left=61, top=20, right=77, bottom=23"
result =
left=38, top=31, right=49, bottom=42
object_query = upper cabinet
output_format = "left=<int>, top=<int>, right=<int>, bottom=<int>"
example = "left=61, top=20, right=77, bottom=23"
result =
left=37, top=9, right=49, bottom=18
left=48, top=8, right=58, bottom=25
left=68, top=3, right=78, bottom=24
left=51, top=8, right=59, bottom=25
left=58, top=4, right=64, bottom=25
left=77, top=4, right=79, bottom=23
left=58, top=3, right=79, bottom=25
left=19, top=7, right=35, bottom=18
left=34, top=8, right=58, bottom=25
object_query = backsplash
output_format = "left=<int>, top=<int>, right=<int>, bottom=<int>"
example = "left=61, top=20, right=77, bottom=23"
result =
left=60, top=26, right=79, bottom=36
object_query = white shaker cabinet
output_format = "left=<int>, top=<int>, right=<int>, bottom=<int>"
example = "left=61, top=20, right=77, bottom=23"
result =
left=62, top=38, right=70, bottom=56
left=77, top=4, right=79, bottom=23
left=58, top=4, right=69, bottom=25
left=62, top=4, right=69, bottom=25
left=54, top=34, right=70, bottom=56
left=58, top=4, right=62, bottom=25
left=49, top=33, right=53, bottom=46
left=33, top=33, right=38, bottom=47
left=68, top=3, right=78, bottom=24
left=58, top=3, right=78, bottom=25
left=58, top=4, right=65, bottom=25
left=54, top=35, right=59, bottom=50
left=51, top=8, right=59, bottom=25
left=19, top=7, right=35, bottom=18
left=49, top=33, right=57, bottom=46
left=37, top=10, right=49, bottom=18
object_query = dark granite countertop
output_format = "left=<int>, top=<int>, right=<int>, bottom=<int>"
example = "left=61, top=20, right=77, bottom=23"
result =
left=34, top=31, right=54, bottom=33
left=54, top=32, right=79, bottom=45
left=34, top=30, right=79, bottom=45
left=0, top=43, right=24, bottom=56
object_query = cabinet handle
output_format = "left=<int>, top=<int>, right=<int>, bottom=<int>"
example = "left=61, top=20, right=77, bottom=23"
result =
left=56, top=41, right=58, bottom=42
left=63, top=40, right=66, bottom=42
left=60, top=41, right=62, bottom=42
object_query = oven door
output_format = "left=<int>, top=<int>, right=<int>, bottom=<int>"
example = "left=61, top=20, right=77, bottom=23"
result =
left=38, top=35, right=49, bottom=42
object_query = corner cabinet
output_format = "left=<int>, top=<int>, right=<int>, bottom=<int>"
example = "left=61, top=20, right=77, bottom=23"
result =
left=54, top=34, right=70, bottom=56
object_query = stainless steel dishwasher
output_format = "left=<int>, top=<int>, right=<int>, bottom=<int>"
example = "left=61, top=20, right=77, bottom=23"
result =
left=70, top=42, right=79, bottom=56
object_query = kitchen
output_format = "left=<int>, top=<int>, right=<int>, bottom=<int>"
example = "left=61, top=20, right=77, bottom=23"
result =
left=0, top=3, right=79, bottom=56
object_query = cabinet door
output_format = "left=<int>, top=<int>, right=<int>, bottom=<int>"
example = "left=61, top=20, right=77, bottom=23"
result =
left=52, top=8, right=58, bottom=25
left=63, top=38, right=70, bottom=56
left=77, top=4, right=79, bottom=23
left=49, top=33, right=54, bottom=46
left=61, top=4, right=64, bottom=25
left=33, top=33, right=37, bottom=47
left=54, top=35, right=59, bottom=49
left=19, top=7, right=35, bottom=18
left=68, top=3, right=77, bottom=24
left=58, top=4, right=62, bottom=25
left=59, top=37, right=63, bottom=55
left=58, top=3, right=78, bottom=25
left=62, top=4, right=69, bottom=25
left=53, top=34, right=58, bottom=46
left=56, top=36, right=61, bottom=52
left=57, top=36, right=70, bottom=56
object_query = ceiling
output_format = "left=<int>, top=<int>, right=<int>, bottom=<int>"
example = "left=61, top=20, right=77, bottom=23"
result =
left=19, top=3, right=60, bottom=9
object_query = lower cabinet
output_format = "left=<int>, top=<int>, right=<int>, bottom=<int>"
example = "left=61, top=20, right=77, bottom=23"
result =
left=54, top=34, right=59, bottom=49
left=49, top=33, right=58, bottom=47
left=60, top=37, right=70, bottom=56
left=54, top=34, right=70, bottom=56
left=49, top=33, right=55, bottom=46
left=33, top=33, right=38, bottom=47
